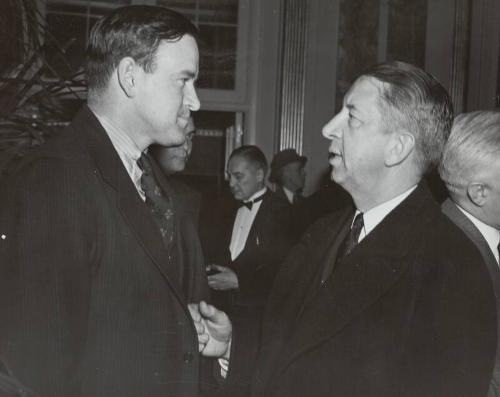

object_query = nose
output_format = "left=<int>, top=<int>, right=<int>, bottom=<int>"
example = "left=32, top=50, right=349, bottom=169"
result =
left=322, top=110, right=344, bottom=140
left=185, top=84, right=200, bottom=112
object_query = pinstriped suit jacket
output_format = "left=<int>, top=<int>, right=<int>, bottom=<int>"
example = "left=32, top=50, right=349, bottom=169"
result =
left=0, top=106, right=210, bottom=397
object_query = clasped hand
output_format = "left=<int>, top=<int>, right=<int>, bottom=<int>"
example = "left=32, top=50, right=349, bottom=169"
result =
left=207, top=265, right=239, bottom=290
left=188, top=301, right=233, bottom=358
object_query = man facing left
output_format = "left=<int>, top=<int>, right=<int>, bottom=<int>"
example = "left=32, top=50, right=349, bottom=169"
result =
left=0, top=6, right=209, bottom=397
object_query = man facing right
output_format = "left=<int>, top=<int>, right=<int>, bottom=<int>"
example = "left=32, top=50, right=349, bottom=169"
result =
left=190, top=61, right=496, bottom=397
left=439, top=110, right=500, bottom=397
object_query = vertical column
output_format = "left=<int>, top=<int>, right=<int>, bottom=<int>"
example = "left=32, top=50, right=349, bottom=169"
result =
left=450, top=0, right=471, bottom=114
left=278, top=0, right=309, bottom=153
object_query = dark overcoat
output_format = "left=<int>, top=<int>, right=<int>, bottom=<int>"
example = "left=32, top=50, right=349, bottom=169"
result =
left=226, top=184, right=496, bottom=397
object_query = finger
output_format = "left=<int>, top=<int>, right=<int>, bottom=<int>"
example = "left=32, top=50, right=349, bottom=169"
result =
left=187, top=303, right=201, bottom=322
left=199, top=300, right=227, bottom=323
left=212, top=264, right=226, bottom=271
left=193, top=320, right=205, bottom=335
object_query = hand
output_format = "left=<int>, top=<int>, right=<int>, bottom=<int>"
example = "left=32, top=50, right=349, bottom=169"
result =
left=207, top=265, right=239, bottom=290
left=188, top=301, right=232, bottom=358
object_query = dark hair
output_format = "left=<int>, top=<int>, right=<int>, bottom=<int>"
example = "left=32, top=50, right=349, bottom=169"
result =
left=229, top=145, right=269, bottom=176
left=85, top=5, right=199, bottom=93
left=363, top=61, right=453, bottom=174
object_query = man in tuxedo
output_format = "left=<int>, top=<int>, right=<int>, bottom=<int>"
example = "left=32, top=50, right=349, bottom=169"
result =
left=0, top=6, right=211, bottom=397
left=439, top=110, right=500, bottom=397
left=207, top=145, right=293, bottom=320
left=190, top=62, right=497, bottom=397
left=151, top=116, right=202, bottom=227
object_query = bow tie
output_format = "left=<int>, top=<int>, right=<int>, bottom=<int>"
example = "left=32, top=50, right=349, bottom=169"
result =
left=240, top=193, right=265, bottom=210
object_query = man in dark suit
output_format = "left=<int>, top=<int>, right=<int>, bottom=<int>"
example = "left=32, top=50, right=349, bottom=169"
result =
left=0, top=6, right=211, bottom=397
left=151, top=116, right=202, bottom=228
left=439, top=110, right=500, bottom=397
left=207, top=145, right=293, bottom=319
left=189, top=61, right=497, bottom=396
left=269, top=148, right=307, bottom=206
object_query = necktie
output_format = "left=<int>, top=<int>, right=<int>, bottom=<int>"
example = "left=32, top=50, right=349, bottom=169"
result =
left=137, top=153, right=176, bottom=255
left=293, top=192, right=304, bottom=205
left=240, top=193, right=265, bottom=210
left=336, top=212, right=364, bottom=262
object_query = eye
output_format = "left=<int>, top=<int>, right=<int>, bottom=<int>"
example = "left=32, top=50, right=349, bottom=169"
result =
left=348, top=113, right=361, bottom=127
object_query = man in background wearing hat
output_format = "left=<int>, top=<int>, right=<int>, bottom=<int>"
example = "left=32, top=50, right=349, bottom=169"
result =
left=269, top=148, right=307, bottom=206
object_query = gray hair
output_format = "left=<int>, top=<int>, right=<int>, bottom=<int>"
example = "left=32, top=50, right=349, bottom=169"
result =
left=439, top=110, right=500, bottom=196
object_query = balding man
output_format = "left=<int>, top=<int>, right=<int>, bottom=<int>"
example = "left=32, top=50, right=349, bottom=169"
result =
left=439, top=110, right=500, bottom=397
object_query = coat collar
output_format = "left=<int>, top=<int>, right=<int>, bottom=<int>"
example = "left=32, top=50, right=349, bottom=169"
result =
left=279, top=182, right=440, bottom=367
left=442, top=199, right=499, bottom=276
left=71, top=105, right=187, bottom=302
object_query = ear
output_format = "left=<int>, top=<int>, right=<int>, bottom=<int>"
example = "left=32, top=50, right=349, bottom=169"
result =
left=467, top=182, right=488, bottom=207
left=256, top=168, right=265, bottom=183
left=385, top=132, right=415, bottom=167
left=116, top=57, right=137, bottom=98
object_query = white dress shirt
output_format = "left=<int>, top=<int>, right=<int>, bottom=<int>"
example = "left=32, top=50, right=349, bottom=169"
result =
left=457, top=206, right=500, bottom=265
left=356, top=185, right=417, bottom=242
left=93, top=112, right=145, bottom=201
left=229, top=187, right=267, bottom=261
left=283, top=186, right=294, bottom=204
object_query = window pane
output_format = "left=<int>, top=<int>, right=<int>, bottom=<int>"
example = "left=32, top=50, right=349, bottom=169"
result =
left=336, top=0, right=427, bottom=109
left=336, top=0, right=379, bottom=109
left=197, top=24, right=237, bottom=89
left=387, top=0, right=427, bottom=66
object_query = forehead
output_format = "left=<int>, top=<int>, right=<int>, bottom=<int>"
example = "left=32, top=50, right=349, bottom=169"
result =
left=344, top=76, right=384, bottom=114
left=155, top=34, right=199, bottom=73
left=228, top=155, right=256, bottom=173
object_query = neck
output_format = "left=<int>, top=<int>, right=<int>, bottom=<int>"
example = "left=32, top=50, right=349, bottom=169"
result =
left=89, top=100, right=150, bottom=152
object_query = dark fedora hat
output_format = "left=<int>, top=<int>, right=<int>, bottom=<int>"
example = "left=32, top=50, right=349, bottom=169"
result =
left=269, top=148, right=307, bottom=183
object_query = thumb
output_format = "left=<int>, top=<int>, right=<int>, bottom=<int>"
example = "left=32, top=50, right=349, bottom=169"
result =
left=199, top=300, right=225, bottom=322
left=211, top=264, right=226, bottom=272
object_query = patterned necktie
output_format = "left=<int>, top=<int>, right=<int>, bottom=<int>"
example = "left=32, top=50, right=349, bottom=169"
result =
left=137, top=153, right=176, bottom=256
left=336, top=212, right=364, bottom=262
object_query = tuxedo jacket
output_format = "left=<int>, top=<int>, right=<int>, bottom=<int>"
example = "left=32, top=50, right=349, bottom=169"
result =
left=225, top=183, right=496, bottom=397
left=442, top=199, right=500, bottom=397
left=0, top=106, right=210, bottom=397
left=212, top=190, right=293, bottom=316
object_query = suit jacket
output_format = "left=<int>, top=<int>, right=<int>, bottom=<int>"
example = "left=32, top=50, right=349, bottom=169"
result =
left=212, top=190, right=293, bottom=317
left=225, top=183, right=496, bottom=397
left=169, top=177, right=202, bottom=229
left=0, top=106, right=210, bottom=397
left=442, top=199, right=500, bottom=397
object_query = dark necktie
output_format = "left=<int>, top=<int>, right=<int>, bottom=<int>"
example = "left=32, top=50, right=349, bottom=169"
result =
left=293, top=192, right=304, bottom=205
left=137, top=153, right=176, bottom=256
left=240, top=193, right=265, bottom=210
left=336, top=212, right=364, bottom=262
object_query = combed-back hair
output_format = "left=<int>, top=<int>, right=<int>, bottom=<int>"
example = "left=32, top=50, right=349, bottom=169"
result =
left=229, top=145, right=269, bottom=176
left=363, top=61, right=453, bottom=174
left=85, top=5, right=199, bottom=93
left=439, top=110, right=500, bottom=195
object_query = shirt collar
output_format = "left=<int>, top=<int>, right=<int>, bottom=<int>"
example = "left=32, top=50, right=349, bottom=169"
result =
left=457, top=205, right=500, bottom=264
left=282, top=186, right=295, bottom=204
left=93, top=112, right=145, bottom=199
left=358, top=185, right=417, bottom=240
left=245, top=187, right=267, bottom=203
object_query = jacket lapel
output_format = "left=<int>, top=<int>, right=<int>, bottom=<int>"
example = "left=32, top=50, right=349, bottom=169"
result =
left=72, top=106, right=186, bottom=303
left=280, top=184, right=431, bottom=368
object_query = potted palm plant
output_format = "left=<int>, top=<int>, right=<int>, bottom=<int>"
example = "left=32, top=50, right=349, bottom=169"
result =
left=0, top=0, right=86, bottom=179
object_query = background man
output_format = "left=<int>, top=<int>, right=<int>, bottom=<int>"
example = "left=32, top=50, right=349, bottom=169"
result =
left=151, top=116, right=202, bottom=227
left=207, top=145, right=293, bottom=321
left=190, top=61, right=496, bottom=397
left=0, top=6, right=210, bottom=397
left=439, top=110, right=500, bottom=397
left=269, top=148, right=307, bottom=205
